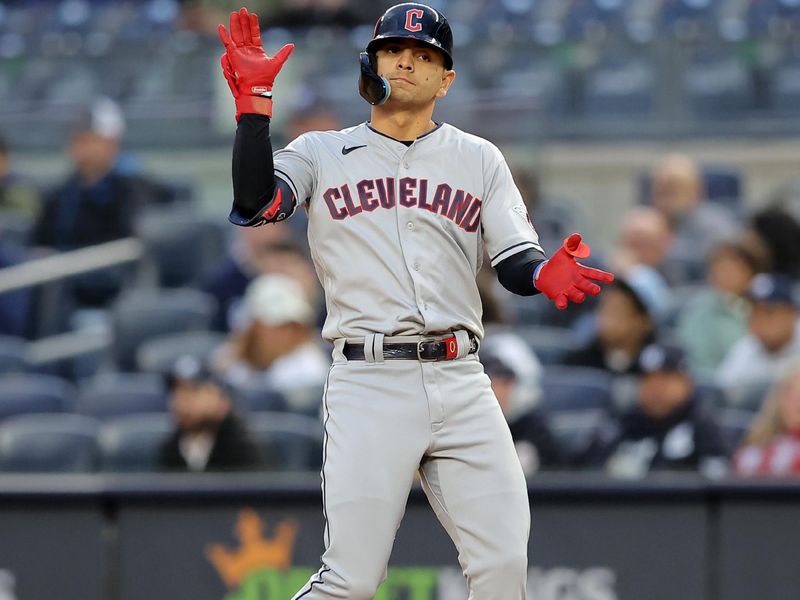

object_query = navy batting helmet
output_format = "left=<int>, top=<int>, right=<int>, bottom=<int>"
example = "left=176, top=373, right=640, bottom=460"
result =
left=359, top=3, right=454, bottom=105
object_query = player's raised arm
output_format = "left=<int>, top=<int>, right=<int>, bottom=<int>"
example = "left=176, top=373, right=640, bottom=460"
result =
left=218, top=8, right=297, bottom=227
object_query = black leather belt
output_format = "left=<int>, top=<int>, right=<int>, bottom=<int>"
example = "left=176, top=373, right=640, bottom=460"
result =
left=344, top=334, right=478, bottom=362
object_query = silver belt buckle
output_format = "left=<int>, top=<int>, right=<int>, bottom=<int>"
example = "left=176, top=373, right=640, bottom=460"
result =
left=416, top=338, right=439, bottom=362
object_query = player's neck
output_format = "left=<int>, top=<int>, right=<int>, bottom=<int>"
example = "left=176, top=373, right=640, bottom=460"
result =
left=370, top=105, right=437, bottom=142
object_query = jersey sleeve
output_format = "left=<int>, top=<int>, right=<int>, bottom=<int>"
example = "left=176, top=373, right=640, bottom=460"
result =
left=272, top=133, right=318, bottom=205
left=480, top=143, right=546, bottom=267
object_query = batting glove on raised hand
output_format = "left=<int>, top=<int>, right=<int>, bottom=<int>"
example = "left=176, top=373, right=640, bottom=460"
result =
left=535, top=233, right=615, bottom=309
left=218, top=7, right=294, bottom=120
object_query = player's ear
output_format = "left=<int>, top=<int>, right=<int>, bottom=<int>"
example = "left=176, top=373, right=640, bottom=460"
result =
left=437, top=68, right=456, bottom=99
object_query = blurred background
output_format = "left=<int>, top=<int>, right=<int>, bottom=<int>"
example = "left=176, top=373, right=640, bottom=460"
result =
left=1, top=1, right=800, bottom=599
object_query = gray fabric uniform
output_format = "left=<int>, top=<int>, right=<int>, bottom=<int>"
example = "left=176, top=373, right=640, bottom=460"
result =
left=278, top=121, right=541, bottom=599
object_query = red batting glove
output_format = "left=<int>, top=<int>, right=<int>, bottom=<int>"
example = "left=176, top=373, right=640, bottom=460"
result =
left=218, top=7, right=294, bottom=120
left=535, top=233, right=615, bottom=310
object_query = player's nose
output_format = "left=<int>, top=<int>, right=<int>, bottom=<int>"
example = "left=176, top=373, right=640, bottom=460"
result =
left=396, top=48, right=414, bottom=70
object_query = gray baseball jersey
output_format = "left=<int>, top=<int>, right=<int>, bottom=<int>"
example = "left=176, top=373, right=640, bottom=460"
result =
left=273, top=122, right=544, bottom=342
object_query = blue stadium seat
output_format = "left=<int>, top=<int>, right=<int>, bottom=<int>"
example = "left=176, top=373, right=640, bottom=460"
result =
left=135, top=208, right=227, bottom=289
left=0, top=413, right=99, bottom=472
left=0, top=374, right=75, bottom=420
left=98, top=413, right=173, bottom=472
left=0, top=336, right=28, bottom=375
left=135, top=330, right=225, bottom=376
left=540, top=366, right=614, bottom=412
left=584, top=55, right=655, bottom=117
left=514, top=325, right=582, bottom=365
left=717, top=407, right=756, bottom=455
left=248, top=412, right=323, bottom=472
left=239, top=385, right=289, bottom=413
left=110, top=288, right=217, bottom=371
left=547, top=408, right=607, bottom=460
left=76, top=373, right=167, bottom=419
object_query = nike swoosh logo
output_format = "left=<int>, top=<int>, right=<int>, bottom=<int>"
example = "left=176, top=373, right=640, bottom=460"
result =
left=342, top=145, right=367, bottom=155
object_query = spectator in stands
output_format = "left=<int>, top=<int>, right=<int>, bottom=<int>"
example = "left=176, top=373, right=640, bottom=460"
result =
left=213, top=273, right=329, bottom=413
left=481, top=332, right=563, bottom=476
left=159, top=354, right=264, bottom=472
left=0, top=132, right=40, bottom=224
left=563, top=274, right=663, bottom=376
left=677, top=238, right=771, bottom=378
left=716, top=273, right=800, bottom=403
left=0, top=235, right=32, bottom=338
left=746, top=207, right=800, bottom=279
left=648, top=153, right=740, bottom=284
left=578, top=342, right=728, bottom=477
left=32, top=98, right=154, bottom=306
left=734, top=358, right=800, bottom=476
left=612, top=206, right=673, bottom=277
left=202, top=223, right=301, bottom=331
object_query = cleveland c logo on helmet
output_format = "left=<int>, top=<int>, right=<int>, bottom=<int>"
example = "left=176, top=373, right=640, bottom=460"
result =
left=404, top=9, right=424, bottom=32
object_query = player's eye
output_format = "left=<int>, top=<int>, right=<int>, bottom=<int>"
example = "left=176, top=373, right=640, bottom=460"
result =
left=418, top=53, right=430, bottom=61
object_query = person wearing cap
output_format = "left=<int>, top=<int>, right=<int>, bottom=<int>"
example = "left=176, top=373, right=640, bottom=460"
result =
left=32, top=97, right=159, bottom=306
left=481, top=334, right=563, bottom=476
left=676, top=238, right=771, bottom=379
left=577, top=342, right=728, bottom=477
left=563, top=274, right=663, bottom=376
left=213, top=273, right=329, bottom=413
left=716, top=273, right=800, bottom=406
left=158, top=354, right=264, bottom=472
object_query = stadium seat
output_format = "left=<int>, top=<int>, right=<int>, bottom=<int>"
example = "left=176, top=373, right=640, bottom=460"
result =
left=724, top=379, right=772, bottom=411
left=239, top=386, right=289, bottom=413
left=135, top=207, right=229, bottom=289
left=0, top=374, right=75, bottom=421
left=514, top=325, right=582, bottom=365
left=547, top=408, right=607, bottom=460
left=0, top=413, right=99, bottom=472
left=717, top=407, right=756, bottom=455
left=0, top=336, right=28, bottom=375
left=248, top=412, right=323, bottom=472
left=135, top=330, right=225, bottom=376
left=76, top=372, right=167, bottom=419
left=98, top=413, right=173, bottom=472
left=110, top=288, right=217, bottom=371
left=540, top=366, right=614, bottom=412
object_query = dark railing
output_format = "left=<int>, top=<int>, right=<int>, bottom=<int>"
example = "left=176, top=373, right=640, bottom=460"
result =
left=0, top=473, right=797, bottom=600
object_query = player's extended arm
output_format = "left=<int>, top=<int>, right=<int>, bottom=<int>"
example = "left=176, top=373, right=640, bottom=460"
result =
left=219, top=8, right=296, bottom=227
left=534, top=234, right=615, bottom=309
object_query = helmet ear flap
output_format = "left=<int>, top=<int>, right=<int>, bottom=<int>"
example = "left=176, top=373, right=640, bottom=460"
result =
left=358, top=51, right=391, bottom=106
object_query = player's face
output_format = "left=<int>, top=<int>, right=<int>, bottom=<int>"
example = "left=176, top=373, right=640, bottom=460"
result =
left=375, top=39, right=455, bottom=106
left=779, top=370, right=800, bottom=433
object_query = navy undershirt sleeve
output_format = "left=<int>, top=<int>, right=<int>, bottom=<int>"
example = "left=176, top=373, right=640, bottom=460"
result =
left=232, top=114, right=276, bottom=221
left=496, top=248, right=547, bottom=296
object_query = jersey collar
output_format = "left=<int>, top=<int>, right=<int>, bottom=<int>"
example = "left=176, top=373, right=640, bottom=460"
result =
left=365, top=121, right=444, bottom=145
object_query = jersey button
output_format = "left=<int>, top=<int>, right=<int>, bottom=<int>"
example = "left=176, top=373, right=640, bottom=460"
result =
left=413, top=262, right=420, bottom=271
left=402, top=162, right=410, bottom=169
left=406, top=222, right=414, bottom=230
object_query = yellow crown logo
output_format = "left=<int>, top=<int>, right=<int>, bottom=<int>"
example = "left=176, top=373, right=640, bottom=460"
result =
left=206, top=508, right=298, bottom=589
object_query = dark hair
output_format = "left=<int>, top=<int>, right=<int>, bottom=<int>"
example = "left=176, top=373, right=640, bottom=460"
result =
left=749, top=208, right=800, bottom=278
left=710, top=238, right=771, bottom=274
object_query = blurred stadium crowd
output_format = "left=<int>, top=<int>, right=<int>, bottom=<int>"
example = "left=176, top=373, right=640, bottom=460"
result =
left=1, top=0, right=800, bottom=479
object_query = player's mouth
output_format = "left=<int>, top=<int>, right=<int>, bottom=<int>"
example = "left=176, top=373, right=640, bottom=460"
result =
left=390, top=76, right=415, bottom=85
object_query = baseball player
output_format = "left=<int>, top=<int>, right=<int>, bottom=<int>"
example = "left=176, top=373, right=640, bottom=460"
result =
left=217, top=4, right=614, bottom=598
